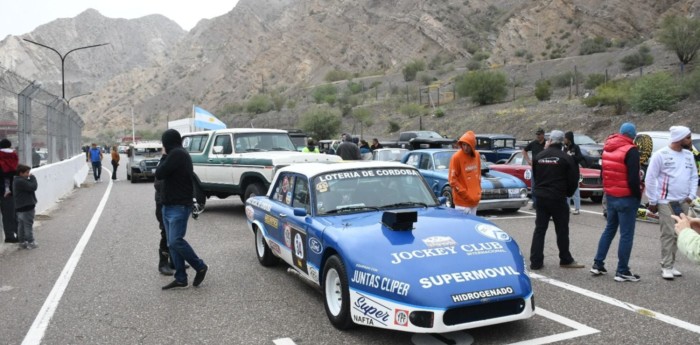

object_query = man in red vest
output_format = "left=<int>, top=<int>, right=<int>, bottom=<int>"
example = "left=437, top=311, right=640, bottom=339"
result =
left=592, top=122, right=642, bottom=282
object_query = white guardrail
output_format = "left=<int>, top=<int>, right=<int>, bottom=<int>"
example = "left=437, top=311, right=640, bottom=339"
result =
left=32, top=154, right=89, bottom=214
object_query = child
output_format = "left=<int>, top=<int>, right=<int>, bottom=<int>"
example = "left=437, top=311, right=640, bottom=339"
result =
left=13, top=164, right=38, bottom=249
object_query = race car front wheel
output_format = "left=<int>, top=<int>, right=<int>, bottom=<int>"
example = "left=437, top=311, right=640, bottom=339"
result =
left=323, top=255, right=354, bottom=330
left=441, top=186, right=454, bottom=208
left=254, top=226, right=278, bottom=266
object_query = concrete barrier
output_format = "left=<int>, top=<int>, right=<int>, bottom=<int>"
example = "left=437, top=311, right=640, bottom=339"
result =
left=32, top=154, right=89, bottom=214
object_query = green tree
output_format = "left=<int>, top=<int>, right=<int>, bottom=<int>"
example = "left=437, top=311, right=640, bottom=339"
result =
left=582, top=81, right=631, bottom=115
left=630, top=72, right=679, bottom=113
left=388, top=120, right=400, bottom=133
left=402, top=60, right=426, bottom=82
left=324, top=69, right=352, bottom=82
left=620, top=45, right=654, bottom=71
left=399, top=103, right=426, bottom=118
left=270, top=91, right=286, bottom=111
left=352, top=107, right=373, bottom=133
left=456, top=70, right=508, bottom=105
left=300, top=107, right=342, bottom=140
left=312, top=84, right=338, bottom=104
left=657, top=15, right=700, bottom=65
left=534, top=79, right=552, bottom=101
left=246, top=94, right=274, bottom=114
left=584, top=74, right=606, bottom=89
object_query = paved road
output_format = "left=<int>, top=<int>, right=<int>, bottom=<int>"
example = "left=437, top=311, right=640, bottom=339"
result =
left=1, top=174, right=699, bottom=344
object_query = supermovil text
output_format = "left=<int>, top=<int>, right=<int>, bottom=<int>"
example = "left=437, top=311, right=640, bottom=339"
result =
left=419, top=266, right=520, bottom=288
left=390, top=242, right=506, bottom=264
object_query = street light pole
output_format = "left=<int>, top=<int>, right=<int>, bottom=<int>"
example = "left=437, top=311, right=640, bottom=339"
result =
left=23, top=39, right=109, bottom=99
left=66, top=92, right=92, bottom=106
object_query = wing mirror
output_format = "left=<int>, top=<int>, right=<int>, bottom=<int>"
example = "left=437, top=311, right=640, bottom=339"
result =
left=293, top=208, right=307, bottom=217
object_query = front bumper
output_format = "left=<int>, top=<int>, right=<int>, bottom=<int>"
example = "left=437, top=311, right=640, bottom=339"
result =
left=478, top=197, right=530, bottom=211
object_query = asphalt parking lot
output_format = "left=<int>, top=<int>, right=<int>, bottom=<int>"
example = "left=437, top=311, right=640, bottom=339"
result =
left=1, top=177, right=699, bottom=344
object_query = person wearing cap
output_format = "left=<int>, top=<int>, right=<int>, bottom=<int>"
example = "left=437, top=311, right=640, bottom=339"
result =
left=448, top=130, right=481, bottom=215
left=529, top=130, right=583, bottom=270
left=523, top=128, right=547, bottom=209
left=645, top=125, right=698, bottom=280
left=592, top=122, right=642, bottom=282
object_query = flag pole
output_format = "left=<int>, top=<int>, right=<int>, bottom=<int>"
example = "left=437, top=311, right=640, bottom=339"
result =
left=191, top=104, right=195, bottom=132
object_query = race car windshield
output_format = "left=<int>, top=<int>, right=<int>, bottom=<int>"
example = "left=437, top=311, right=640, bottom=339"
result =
left=313, top=168, right=438, bottom=215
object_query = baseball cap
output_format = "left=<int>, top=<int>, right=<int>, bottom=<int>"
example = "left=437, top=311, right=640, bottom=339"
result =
left=535, top=128, right=545, bottom=135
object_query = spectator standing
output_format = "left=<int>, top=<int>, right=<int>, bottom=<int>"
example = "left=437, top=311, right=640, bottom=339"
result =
left=564, top=131, right=585, bottom=214
left=87, top=143, right=103, bottom=182
left=32, top=148, right=41, bottom=168
left=110, top=145, right=120, bottom=181
left=0, top=139, right=18, bottom=243
left=523, top=128, right=547, bottom=209
left=359, top=140, right=372, bottom=160
left=672, top=213, right=700, bottom=265
left=302, top=139, right=320, bottom=153
left=13, top=164, right=37, bottom=249
left=448, top=131, right=481, bottom=215
left=336, top=134, right=361, bottom=160
left=592, top=123, right=642, bottom=281
left=645, top=125, right=698, bottom=280
left=156, top=129, right=208, bottom=289
left=529, top=130, right=584, bottom=270
left=371, top=138, right=383, bottom=151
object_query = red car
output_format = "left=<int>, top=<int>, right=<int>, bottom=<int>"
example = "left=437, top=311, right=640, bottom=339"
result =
left=490, top=152, right=604, bottom=203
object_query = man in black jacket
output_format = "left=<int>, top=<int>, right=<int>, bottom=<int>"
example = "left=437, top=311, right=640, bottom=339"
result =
left=529, top=130, right=584, bottom=270
left=155, top=129, right=208, bottom=290
left=336, top=133, right=361, bottom=160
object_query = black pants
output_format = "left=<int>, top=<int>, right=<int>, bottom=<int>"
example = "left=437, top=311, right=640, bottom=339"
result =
left=530, top=197, right=575, bottom=267
left=1, top=195, right=17, bottom=241
left=111, top=161, right=118, bottom=180
left=156, top=202, right=168, bottom=252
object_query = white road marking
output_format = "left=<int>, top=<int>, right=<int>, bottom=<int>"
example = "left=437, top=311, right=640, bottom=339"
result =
left=22, top=179, right=114, bottom=345
left=508, top=307, right=599, bottom=345
left=273, top=338, right=297, bottom=345
left=485, top=215, right=536, bottom=220
left=530, top=273, right=700, bottom=334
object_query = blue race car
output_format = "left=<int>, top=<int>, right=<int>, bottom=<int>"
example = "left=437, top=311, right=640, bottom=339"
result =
left=245, top=161, right=534, bottom=333
left=402, top=149, right=529, bottom=212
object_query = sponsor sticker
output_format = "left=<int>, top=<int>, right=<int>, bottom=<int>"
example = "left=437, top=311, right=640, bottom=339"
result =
left=317, top=169, right=418, bottom=182
left=244, top=206, right=255, bottom=221
left=394, top=309, right=409, bottom=327
left=316, top=181, right=329, bottom=193
left=268, top=241, right=281, bottom=256
left=475, top=223, right=511, bottom=242
left=308, top=266, right=319, bottom=284
left=264, top=214, right=279, bottom=228
left=284, top=223, right=292, bottom=248
left=352, top=293, right=391, bottom=326
left=309, top=237, right=322, bottom=254
left=422, top=236, right=456, bottom=248
left=291, top=226, right=307, bottom=273
left=248, top=198, right=272, bottom=212
left=451, top=286, right=515, bottom=303
left=419, top=266, right=520, bottom=288
left=351, top=270, right=410, bottom=296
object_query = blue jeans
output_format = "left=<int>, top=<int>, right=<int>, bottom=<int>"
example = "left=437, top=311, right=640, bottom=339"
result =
left=17, top=210, right=35, bottom=243
left=567, top=187, right=581, bottom=210
left=595, top=195, right=638, bottom=274
left=162, top=205, right=205, bottom=283
left=91, top=161, right=102, bottom=181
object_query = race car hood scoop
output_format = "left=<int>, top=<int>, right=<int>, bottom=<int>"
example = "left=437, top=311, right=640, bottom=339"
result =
left=382, top=211, right=417, bottom=231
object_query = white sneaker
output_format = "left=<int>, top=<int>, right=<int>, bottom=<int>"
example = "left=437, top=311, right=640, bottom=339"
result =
left=671, top=268, right=682, bottom=277
left=661, top=268, right=674, bottom=280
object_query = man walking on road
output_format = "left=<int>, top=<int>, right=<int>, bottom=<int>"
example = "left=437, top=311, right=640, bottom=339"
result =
left=156, top=129, right=208, bottom=290
left=87, top=143, right=103, bottom=182
left=448, top=130, right=481, bottom=215
left=592, top=122, right=642, bottom=282
left=529, top=130, right=584, bottom=270
left=645, top=125, right=698, bottom=280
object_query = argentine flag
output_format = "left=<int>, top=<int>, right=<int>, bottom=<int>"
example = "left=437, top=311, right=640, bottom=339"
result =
left=193, top=106, right=226, bottom=130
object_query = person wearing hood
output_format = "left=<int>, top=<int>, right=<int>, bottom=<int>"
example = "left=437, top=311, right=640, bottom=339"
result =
left=0, top=138, right=18, bottom=243
left=592, top=122, right=642, bottom=282
left=563, top=131, right=584, bottom=214
left=529, top=130, right=584, bottom=270
left=155, top=129, right=208, bottom=290
left=645, top=125, right=698, bottom=280
left=448, top=130, right=481, bottom=215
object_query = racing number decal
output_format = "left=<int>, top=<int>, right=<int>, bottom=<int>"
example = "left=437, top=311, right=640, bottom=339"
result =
left=291, top=226, right=308, bottom=273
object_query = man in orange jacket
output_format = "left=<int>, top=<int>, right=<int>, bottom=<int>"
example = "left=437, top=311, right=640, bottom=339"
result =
left=449, top=131, right=482, bottom=215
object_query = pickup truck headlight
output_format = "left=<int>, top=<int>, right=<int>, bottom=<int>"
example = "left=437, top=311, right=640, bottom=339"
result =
left=139, top=161, right=147, bottom=169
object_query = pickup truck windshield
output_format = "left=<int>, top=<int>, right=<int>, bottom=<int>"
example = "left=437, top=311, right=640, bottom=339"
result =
left=234, top=133, right=296, bottom=152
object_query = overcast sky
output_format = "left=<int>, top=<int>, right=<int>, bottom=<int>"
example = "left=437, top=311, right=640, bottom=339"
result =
left=0, top=0, right=240, bottom=39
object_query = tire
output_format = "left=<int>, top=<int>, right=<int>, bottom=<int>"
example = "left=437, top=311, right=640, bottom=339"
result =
left=243, top=182, right=265, bottom=202
left=441, top=186, right=454, bottom=208
left=130, top=174, right=137, bottom=183
left=126, top=172, right=131, bottom=181
left=254, top=225, right=278, bottom=266
left=503, top=208, right=520, bottom=213
left=322, top=255, right=354, bottom=330
left=591, top=196, right=603, bottom=203
left=193, top=181, right=206, bottom=208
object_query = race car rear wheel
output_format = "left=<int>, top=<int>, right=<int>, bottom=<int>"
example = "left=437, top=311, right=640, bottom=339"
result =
left=323, top=255, right=353, bottom=330
left=441, top=186, right=454, bottom=208
left=254, top=226, right=277, bottom=267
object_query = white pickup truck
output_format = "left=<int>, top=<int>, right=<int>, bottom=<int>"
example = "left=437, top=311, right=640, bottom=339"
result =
left=181, top=128, right=341, bottom=204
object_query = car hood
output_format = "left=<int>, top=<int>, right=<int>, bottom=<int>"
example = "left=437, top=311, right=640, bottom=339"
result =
left=435, top=168, right=526, bottom=189
left=318, top=207, right=532, bottom=307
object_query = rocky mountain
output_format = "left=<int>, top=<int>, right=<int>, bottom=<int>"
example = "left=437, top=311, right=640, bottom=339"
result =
left=1, top=0, right=699, bottom=139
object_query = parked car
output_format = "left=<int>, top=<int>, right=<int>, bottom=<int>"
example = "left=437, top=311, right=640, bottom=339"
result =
left=475, top=134, right=520, bottom=164
left=402, top=149, right=529, bottom=212
left=545, top=132, right=603, bottom=168
left=490, top=151, right=604, bottom=203
left=245, top=161, right=534, bottom=333
left=126, top=141, right=163, bottom=183
left=636, top=131, right=700, bottom=154
left=318, top=139, right=340, bottom=154
left=371, top=148, right=408, bottom=162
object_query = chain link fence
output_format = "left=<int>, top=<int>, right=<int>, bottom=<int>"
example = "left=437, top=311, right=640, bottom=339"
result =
left=0, top=65, right=83, bottom=168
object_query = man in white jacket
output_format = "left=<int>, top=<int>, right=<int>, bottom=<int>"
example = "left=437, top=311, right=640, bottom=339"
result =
left=645, top=125, right=699, bottom=280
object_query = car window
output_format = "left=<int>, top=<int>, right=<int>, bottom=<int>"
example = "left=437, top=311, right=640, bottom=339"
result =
left=182, top=135, right=209, bottom=153
left=234, top=132, right=296, bottom=152
left=404, top=154, right=420, bottom=168
left=273, top=174, right=296, bottom=205
left=213, top=134, right=233, bottom=154
left=292, top=177, right=310, bottom=213
left=476, top=138, right=491, bottom=150
left=574, top=134, right=597, bottom=145
left=418, top=154, right=432, bottom=170
left=434, top=151, right=455, bottom=169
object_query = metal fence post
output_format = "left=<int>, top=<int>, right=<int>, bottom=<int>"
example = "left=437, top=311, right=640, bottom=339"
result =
left=18, top=82, right=41, bottom=166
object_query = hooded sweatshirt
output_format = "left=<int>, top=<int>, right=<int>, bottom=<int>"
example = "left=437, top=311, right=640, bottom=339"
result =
left=155, top=129, right=193, bottom=206
left=449, top=131, right=482, bottom=207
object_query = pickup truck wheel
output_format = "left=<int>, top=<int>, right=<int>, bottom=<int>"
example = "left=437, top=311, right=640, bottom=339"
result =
left=126, top=172, right=131, bottom=181
left=441, top=186, right=454, bottom=208
left=193, top=182, right=206, bottom=208
left=243, top=183, right=265, bottom=202
left=323, top=255, right=354, bottom=330
left=254, top=225, right=278, bottom=266
left=130, top=175, right=137, bottom=183
left=591, top=196, right=603, bottom=203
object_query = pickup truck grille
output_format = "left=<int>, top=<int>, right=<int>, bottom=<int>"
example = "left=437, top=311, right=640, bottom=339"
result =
left=582, top=177, right=602, bottom=186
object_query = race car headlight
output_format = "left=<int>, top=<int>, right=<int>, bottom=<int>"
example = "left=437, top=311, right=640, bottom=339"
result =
left=409, top=311, right=434, bottom=328
left=508, top=188, right=528, bottom=198
left=519, top=188, right=528, bottom=199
